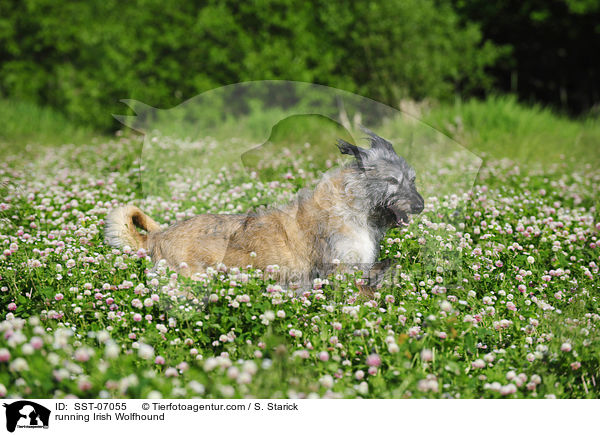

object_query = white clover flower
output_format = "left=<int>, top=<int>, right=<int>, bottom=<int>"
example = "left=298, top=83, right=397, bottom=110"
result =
left=9, top=357, right=29, bottom=372
left=500, top=383, right=517, bottom=396
left=138, top=343, right=154, bottom=360
left=471, top=359, right=485, bottom=369
left=227, top=366, right=240, bottom=380
left=421, top=349, right=433, bottom=361
left=96, top=330, right=110, bottom=343
left=74, top=347, right=93, bottom=362
left=242, top=361, right=258, bottom=375
left=105, top=343, right=120, bottom=359
left=319, top=375, right=334, bottom=389
left=164, top=367, right=178, bottom=377
left=188, top=381, right=205, bottom=394
left=237, top=372, right=252, bottom=385
left=47, top=352, right=60, bottom=365
left=440, top=301, right=452, bottom=312
left=8, top=331, right=26, bottom=347
left=20, top=343, right=33, bottom=355
left=204, top=357, right=218, bottom=371
left=357, top=381, right=369, bottom=395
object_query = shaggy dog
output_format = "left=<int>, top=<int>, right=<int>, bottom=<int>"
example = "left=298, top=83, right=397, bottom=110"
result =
left=105, top=130, right=424, bottom=289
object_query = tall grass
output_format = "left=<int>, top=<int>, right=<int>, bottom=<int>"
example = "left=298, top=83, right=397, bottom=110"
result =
left=0, top=99, right=100, bottom=155
left=421, top=95, right=600, bottom=167
left=2, top=96, right=599, bottom=168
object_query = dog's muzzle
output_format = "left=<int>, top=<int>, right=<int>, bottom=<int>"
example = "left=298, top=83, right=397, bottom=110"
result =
left=411, top=193, right=424, bottom=214
left=389, top=193, right=424, bottom=226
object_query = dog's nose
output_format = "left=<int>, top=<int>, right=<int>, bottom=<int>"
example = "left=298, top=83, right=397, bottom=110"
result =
left=412, top=203, right=424, bottom=214
left=411, top=194, right=424, bottom=214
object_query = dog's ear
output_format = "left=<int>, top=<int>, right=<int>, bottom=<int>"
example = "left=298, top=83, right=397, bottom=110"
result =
left=336, top=139, right=368, bottom=170
left=360, top=126, right=396, bottom=153
left=336, top=139, right=366, bottom=159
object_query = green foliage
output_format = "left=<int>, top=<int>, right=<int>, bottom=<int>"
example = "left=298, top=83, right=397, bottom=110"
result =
left=563, top=0, right=600, bottom=14
left=0, top=132, right=599, bottom=398
left=420, top=95, right=600, bottom=167
left=0, top=0, right=502, bottom=130
left=452, top=0, right=600, bottom=113
left=0, top=99, right=97, bottom=156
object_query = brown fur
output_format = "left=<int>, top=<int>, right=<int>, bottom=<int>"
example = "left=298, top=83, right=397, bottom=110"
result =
left=105, top=131, right=424, bottom=290
left=105, top=169, right=359, bottom=285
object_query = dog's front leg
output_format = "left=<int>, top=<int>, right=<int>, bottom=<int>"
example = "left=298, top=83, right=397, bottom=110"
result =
left=366, top=258, right=393, bottom=287
left=357, top=259, right=394, bottom=297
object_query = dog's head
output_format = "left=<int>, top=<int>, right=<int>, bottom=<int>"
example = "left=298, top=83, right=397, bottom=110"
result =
left=337, top=129, right=424, bottom=226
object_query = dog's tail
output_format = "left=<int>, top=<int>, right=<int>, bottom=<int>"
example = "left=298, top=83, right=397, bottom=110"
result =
left=104, top=205, right=160, bottom=251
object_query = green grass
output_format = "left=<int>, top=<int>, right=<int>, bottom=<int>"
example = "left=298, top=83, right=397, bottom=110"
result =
left=0, top=99, right=102, bottom=156
left=2, top=95, right=598, bottom=169
left=0, top=95, right=599, bottom=399
left=0, top=129, right=598, bottom=399
left=421, top=95, right=600, bottom=167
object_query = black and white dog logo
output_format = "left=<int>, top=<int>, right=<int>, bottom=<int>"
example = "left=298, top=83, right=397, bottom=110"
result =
left=3, top=401, right=50, bottom=432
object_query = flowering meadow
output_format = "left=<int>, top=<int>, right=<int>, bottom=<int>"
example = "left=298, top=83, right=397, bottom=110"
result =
left=0, top=133, right=599, bottom=399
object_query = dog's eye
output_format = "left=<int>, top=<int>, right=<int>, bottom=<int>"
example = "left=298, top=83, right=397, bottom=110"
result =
left=386, top=177, right=400, bottom=184
left=410, top=177, right=416, bottom=184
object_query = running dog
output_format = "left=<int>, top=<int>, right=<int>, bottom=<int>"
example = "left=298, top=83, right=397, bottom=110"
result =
left=104, top=129, right=424, bottom=288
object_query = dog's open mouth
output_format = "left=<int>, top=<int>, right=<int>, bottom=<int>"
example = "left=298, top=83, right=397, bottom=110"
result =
left=389, top=206, right=410, bottom=226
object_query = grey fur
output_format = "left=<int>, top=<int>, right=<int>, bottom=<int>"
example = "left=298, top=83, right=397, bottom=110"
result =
left=318, top=130, right=424, bottom=286
left=338, top=129, right=423, bottom=227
